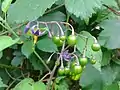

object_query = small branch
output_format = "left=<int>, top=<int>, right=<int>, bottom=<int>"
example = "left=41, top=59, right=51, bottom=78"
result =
left=56, top=22, right=64, bottom=36
left=74, top=45, right=77, bottom=52
left=40, top=72, right=50, bottom=81
left=0, top=16, right=19, bottom=38
left=71, top=53, right=79, bottom=65
left=0, top=63, right=19, bottom=70
left=5, top=22, right=19, bottom=38
left=0, top=22, right=10, bottom=31
left=47, top=40, right=66, bottom=90
left=6, top=73, right=28, bottom=90
left=0, top=63, right=42, bottom=73
left=60, top=22, right=75, bottom=35
left=47, top=57, right=60, bottom=90
left=44, top=23, right=52, bottom=38
left=60, top=56, right=64, bottom=68
left=42, top=77, right=55, bottom=82
left=5, top=69, right=21, bottom=81
left=103, top=4, right=120, bottom=16
left=0, top=31, right=8, bottom=35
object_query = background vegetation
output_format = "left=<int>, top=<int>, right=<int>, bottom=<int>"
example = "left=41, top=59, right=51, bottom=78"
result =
left=0, top=0, right=120, bottom=90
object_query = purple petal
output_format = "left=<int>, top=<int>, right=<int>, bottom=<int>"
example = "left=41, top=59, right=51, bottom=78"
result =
left=31, top=28, right=35, bottom=34
left=31, top=25, right=38, bottom=34
left=38, top=30, right=46, bottom=36
left=24, top=22, right=31, bottom=33
left=34, top=30, right=41, bottom=36
left=24, top=27, right=30, bottom=33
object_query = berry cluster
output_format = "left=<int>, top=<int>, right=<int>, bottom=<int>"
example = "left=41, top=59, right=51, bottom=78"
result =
left=24, top=21, right=101, bottom=81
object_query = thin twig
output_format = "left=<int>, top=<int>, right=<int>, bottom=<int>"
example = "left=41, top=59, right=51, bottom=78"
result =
left=47, top=40, right=66, bottom=90
left=42, top=77, right=55, bottom=82
left=103, top=4, right=120, bottom=16
left=40, top=72, right=50, bottom=81
left=56, top=22, right=64, bottom=36
left=5, top=68, right=21, bottom=81
left=0, top=31, right=8, bottom=35
left=6, top=73, right=28, bottom=90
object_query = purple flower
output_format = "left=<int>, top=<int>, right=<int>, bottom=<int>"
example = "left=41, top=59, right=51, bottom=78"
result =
left=31, top=29, right=45, bottom=36
left=62, top=50, right=72, bottom=61
left=24, top=22, right=31, bottom=33
left=31, top=25, right=46, bottom=36
left=24, top=22, right=46, bottom=36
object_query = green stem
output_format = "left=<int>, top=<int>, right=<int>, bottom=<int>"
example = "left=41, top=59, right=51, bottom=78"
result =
left=0, top=31, right=8, bottom=36
left=40, top=72, right=50, bottom=81
left=0, top=16, right=19, bottom=38
left=33, top=50, right=51, bottom=72
left=5, top=22, right=19, bottom=38
left=0, top=63, right=19, bottom=69
left=0, top=22, right=10, bottom=31
left=66, top=14, right=70, bottom=23
left=6, top=73, right=28, bottom=90
left=5, top=68, right=21, bottom=81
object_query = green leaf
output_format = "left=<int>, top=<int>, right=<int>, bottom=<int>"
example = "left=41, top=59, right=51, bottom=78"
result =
left=76, top=31, right=102, bottom=71
left=65, top=0, right=102, bottom=19
left=0, top=77, right=7, bottom=88
left=112, top=58, right=120, bottom=65
left=103, top=83, right=119, bottom=90
left=118, top=82, right=120, bottom=89
left=55, top=0, right=64, bottom=5
left=13, top=78, right=46, bottom=90
left=96, top=7, right=117, bottom=22
left=55, top=76, right=66, bottom=84
left=8, top=0, right=58, bottom=23
left=13, top=78, right=34, bottom=90
left=37, top=37, right=58, bottom=52
left=38, top=11, right=66, bottom=21
left=101, top=66, right=115, bottom=86
left=80, top=64, right=103, bottom=90
left=55, top=79, right=69, bottom=90
left=29, top=54, right=44, bottom=71
left=21, top=41, right=33, bottom=58
left=1, top=0, right=12, bottom=13
left=0, top=36, right=19, bottom=52
left=11, top=56, right=24, bottom=67
left=33, top=81, right=46, bottom=90
left=111, top=63, right=120, bottom=81
left=99, top=19, right=120, bottom=49
left=0, top=52, right=3, bottom=59
left=101, top=50, right=112, bottom=66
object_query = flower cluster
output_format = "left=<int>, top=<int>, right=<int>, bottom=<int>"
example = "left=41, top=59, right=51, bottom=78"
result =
left=24, top=22, right=46, bottom=36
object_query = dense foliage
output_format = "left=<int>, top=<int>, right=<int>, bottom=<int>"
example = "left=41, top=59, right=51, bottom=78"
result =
left=0, top=0, right=120, bottom=90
